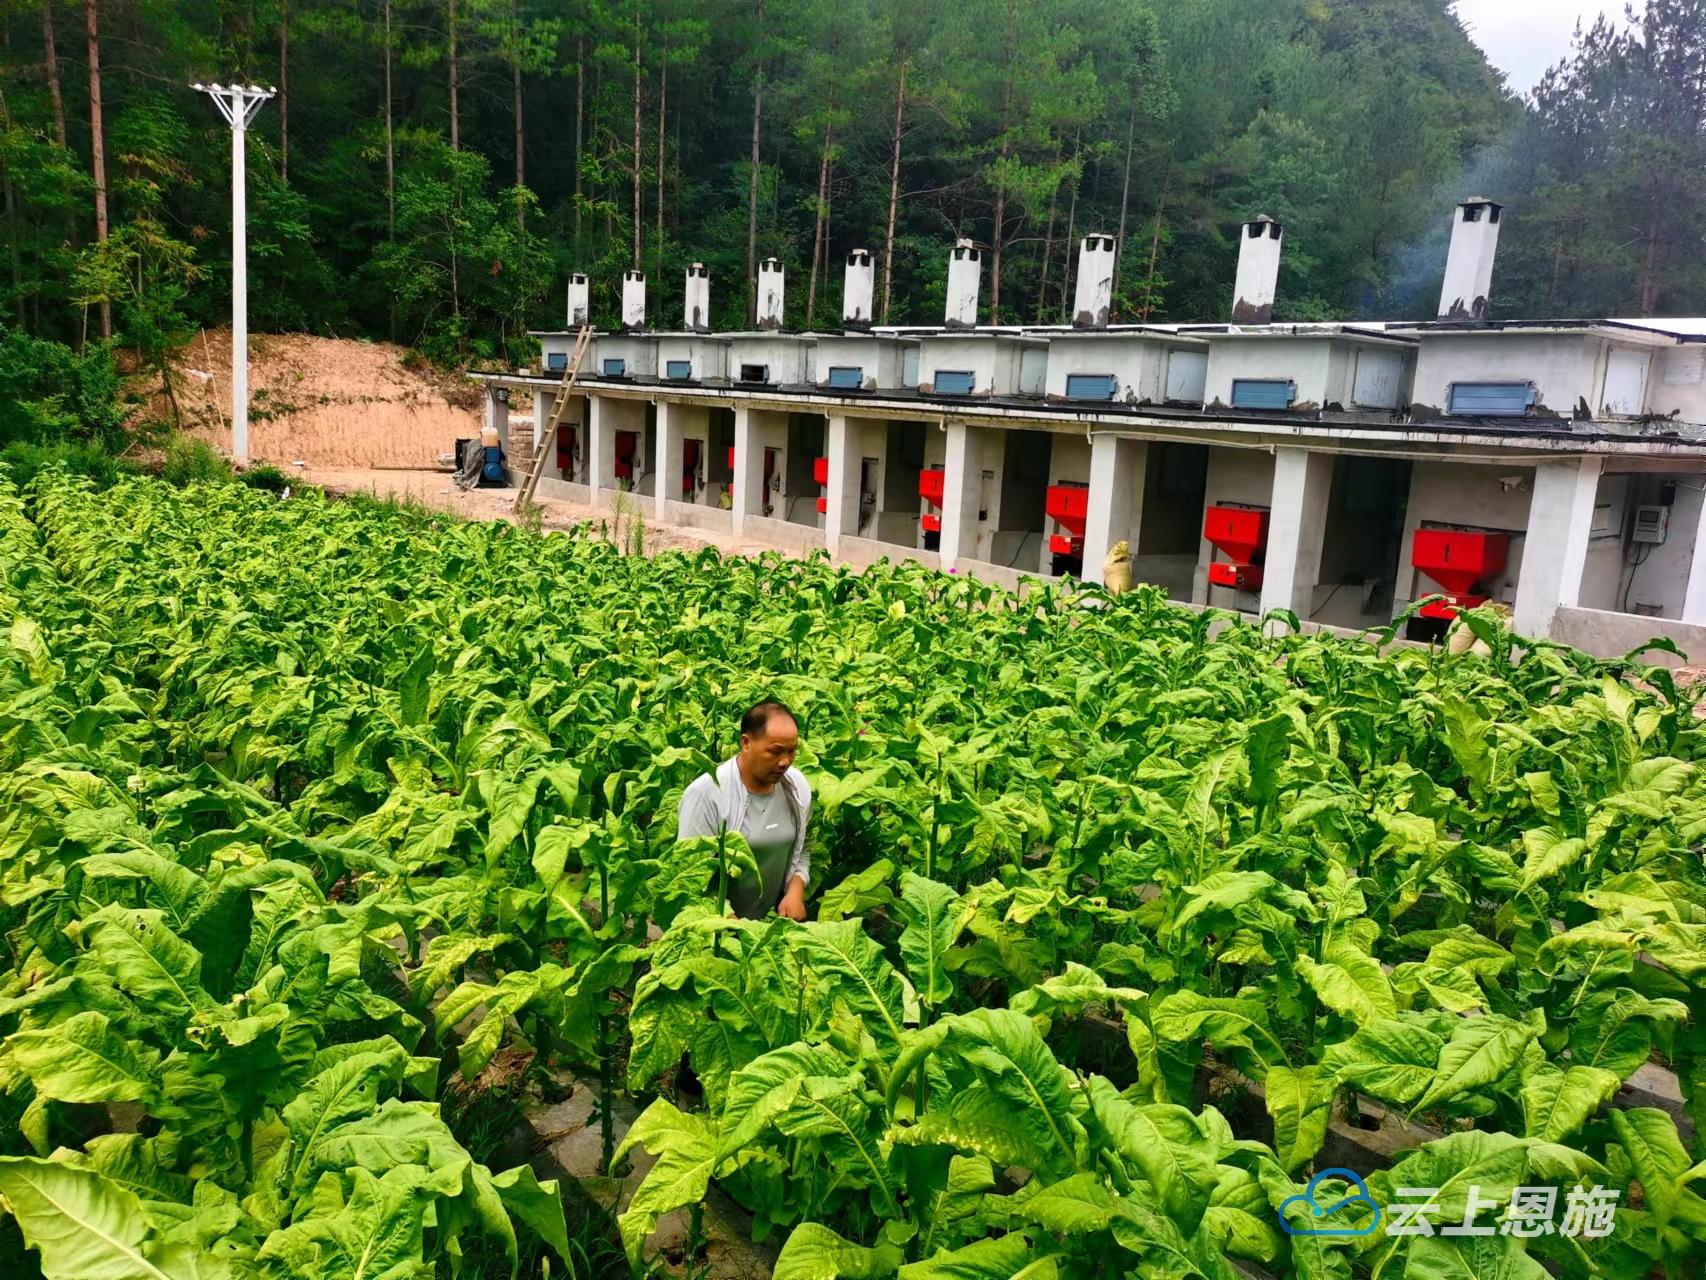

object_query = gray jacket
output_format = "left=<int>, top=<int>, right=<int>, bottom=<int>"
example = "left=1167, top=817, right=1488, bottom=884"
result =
left=677, top=757, right=813, bottom=888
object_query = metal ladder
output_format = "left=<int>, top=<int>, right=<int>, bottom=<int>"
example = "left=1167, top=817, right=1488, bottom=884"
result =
left=514, top=323, right=593, bottom=511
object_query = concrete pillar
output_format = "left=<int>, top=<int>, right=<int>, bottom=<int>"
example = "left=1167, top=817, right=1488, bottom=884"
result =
left=1082, top=436, right=1148, bottom=586
left=532, top=389, right=552, bottom=451
left=732, top=407, right=765, bottom=536
left=588, top=393, right=616, bottom=494
left=655, top=401, right=683, bottom=521
left=1258, top=447, right=1333, bottom=629
left=1684, top=491, right=1706, bottom=625
left=824, top=414, right=861, bottom=554
left=940, top=423, right=984, bottom=567
left=1514, top=457, right=1604, bottom=639
left=487, top=390, right=511, bottom=470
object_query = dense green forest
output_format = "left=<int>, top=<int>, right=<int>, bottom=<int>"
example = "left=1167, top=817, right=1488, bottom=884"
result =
left=1, top=0, right=1704, bottom=385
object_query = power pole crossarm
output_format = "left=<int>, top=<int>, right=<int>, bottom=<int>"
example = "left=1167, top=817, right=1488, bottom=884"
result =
left=193, top=82, right=274, bottom=468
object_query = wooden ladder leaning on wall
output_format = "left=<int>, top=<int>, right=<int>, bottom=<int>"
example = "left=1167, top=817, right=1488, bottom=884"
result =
left=513, top=323, right=594, bottom=511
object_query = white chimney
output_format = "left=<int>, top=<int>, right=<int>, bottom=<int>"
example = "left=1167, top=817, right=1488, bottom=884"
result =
left=1231, top=216, right=1283, bottom=324
left=567, top=273, right=590, bottom=328
left=1439, top=197, right=1503, bottom=321
left=946, top=239, right=981, bottom=329
left=685, top=263, right=710, bottom=331
left=621, top=271, right=646, bottom=330
left=843, top=249, right=874, bottom=328
left=1072, top=235, right=1116, bottom=328
left=756, top=258, right=785, bottom=330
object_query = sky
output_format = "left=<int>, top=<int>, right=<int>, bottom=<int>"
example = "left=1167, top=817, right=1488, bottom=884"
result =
left=1451, top=0, right=1644, bottom=93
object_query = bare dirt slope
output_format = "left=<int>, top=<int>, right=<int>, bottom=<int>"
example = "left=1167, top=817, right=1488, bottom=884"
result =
left=181, top=329, right=494, bottom=469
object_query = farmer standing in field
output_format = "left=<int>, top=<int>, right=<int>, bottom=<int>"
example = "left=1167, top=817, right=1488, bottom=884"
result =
left=676, top=700, right=813, bottom=921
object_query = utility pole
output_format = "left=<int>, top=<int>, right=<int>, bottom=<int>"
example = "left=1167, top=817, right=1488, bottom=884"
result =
left=193, top=83, right=274, bottom=468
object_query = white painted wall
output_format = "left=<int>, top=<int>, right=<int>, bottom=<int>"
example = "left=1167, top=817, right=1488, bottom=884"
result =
left=1411, top=333, right=1596, bottom=417
left=1644, top=346, right=1706, bottom=420
left=656, top=334, right=730, bottom=382
left=917, top=334, right=1047, bottom=397
left=1041, top=333, right=1200, bottom=404
left=596, top=333, right=659, bottom=379
left=1204, top=336, right=1414, bottom=411
left=1577, top=473, right=1706, bottom=621
left=726, top=334, right=815, bottom=385
left=813, top=335, right=918, bottom=390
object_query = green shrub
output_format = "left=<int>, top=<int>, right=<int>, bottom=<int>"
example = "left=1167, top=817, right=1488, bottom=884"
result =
left=160, top=434, right=231, bottom=486
left=239, top=462, right=290, bottom=493
left=0, top=440, right=129, bottom=489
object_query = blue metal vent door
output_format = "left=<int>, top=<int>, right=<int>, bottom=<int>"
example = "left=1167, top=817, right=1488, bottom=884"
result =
left=602, top=358, right=627, bottom=376
left=666, top=360, right=692, bottom=379
left=1230, top=379, right=1296, bottom=410
left=934, top=370, right=977, bottom=395
left=827, top=366, right=864, bottom=389
left=1065, top=373, right=1117, bottom=401
left=1447, top=382, right=1535, bottom=416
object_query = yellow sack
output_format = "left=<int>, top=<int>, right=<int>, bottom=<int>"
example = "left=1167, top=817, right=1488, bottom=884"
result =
left=1103, top=539, right=1132, bottom=596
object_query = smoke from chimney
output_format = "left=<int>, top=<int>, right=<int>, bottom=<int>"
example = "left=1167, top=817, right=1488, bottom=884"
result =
left=1438, top=197, right=1502, bottom=321
left=1231, top=216, right=1283, bottom=324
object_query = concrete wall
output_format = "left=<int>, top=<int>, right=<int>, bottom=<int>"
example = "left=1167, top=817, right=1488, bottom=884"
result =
left=1411, top=333, right=1598, bottom=417
left=656, top=334, right=730, bottom=382
left=837, top=536, right=941, bottom=574
left=1194, top=447, right=1277, bottom=608
left=813, top=335, right=917, bottom=391
left=664, top=499, right=734, bottom=535
left=1551, top=607, right=1706, bottom=666
left=1205, top=338, right=1333, bottom=411
left=726, top=334, right=815, bottom=385
left=1042, top=334, right=1172, bottom=403
left=1041, top=431, right=1093, bottom=573
left=1577, top=472, right=1706, bottom=621
left=597, top=333, right=659, bottom=379
left=918, top=334, right=1045, bottom=397
left=993, top=430, right=1050, bottom=570
left=1648, top=345, right=1706, bottom=420
left=1394, top=461, right=1532, bottom=611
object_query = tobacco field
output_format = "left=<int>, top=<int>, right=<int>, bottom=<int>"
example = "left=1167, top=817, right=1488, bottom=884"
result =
left=2, top=469, right=1705, bottom=1280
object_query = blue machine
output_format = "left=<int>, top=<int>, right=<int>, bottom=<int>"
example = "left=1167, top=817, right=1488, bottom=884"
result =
left=482, top=445, right=504, bottom=484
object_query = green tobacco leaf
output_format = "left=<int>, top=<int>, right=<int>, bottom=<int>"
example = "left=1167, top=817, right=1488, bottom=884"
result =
left=1518, top=828, right=1587, bottom=893
left=1010, top=962, right=1145, bottom=1026
left=398, top=645, right=434, bottom=726
left=1611, top=1107, right=1691, bottom=1231
left=899, top=1230, right=1053, bottom=1280
left=6, top=1010, right=161, bottom=1104
left=1088, top=1076, right=1218, bottom=1235
left=1265, top=1065, right=1331, bottom=1173
left=983, top=1171, right=1112, bottom=1234
left=613, top=1099, right=718, bottom=1262
left=256, top=1164, right=432, bottom=1280
left=78, top=906, right=218, bottom=1024
left=899, top=873, right=968, bottom=1010
left=716, top=1042, right=850, bottom=1161
left=1298, top=948, right=1397, bottom=1023
left=1412, top=1016, right=1539, bottom=1117
left=816, top=859, right=898, bottom=922
left=0, top=1157, right=176, bottom=1280
left=1519, top=1064, right=1620, bottom=1143
left=775, top=1223, right=905, bottom=1280
left=490, top=1163, right=572, bottom=1269
left=793, top=919, right=917, bottom=1051
left=1400, top=1232, right=1548, bottom=1280
left=282, top=1044, right=409, bottom=1201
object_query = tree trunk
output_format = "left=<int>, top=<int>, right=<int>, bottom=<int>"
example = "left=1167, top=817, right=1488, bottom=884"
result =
left=384, top=0, right=395, bottom=236
left=656, top=8, right=667, bottom=277
left=1035, top=142, right=1061, bottom=324
left=0, top=88, right=24, bottom=325
left=881, top=59, right=905, bottom=323
left=1059, top=141, right=1081, bottom=325
left=807, top=121, right=832, bottom=328
left=746, top=0, right=765, bottom=324
left=989, top=11, right=1016, bottom=324
left=632, top=0, right=642, bottom=269
left=513, top=0, right=524, bottom=229
left=276, top=3, right=289, bottom=179
left=1640, top=215, right=1660, bottom=315
left=448, top=0, right=459, bottom=151
left=1112, top=102, right=1136, bottom=305
left=42, top=1, right=67, bottom=148
left=85, top=0, right=109, bottom=339
left=1140, top=198, right=1166, bottom=322
left=574, top=29, right=585, bottom=254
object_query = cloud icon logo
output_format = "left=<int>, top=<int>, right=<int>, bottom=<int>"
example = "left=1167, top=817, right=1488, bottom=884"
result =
left=1279, top=1168, right=1382, bottom=1236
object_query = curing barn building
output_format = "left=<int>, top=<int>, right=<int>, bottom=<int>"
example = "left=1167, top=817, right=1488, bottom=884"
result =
left=473, top=202, right=1706, bottom=661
